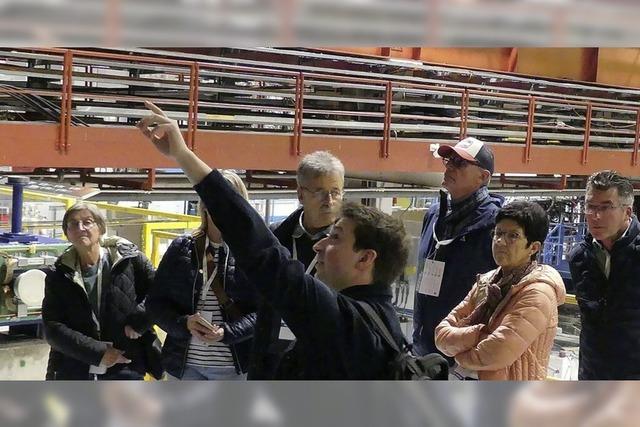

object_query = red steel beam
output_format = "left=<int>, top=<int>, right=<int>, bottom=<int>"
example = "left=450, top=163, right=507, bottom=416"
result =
left=507, top=48, right=519, bottom=73
left=4, top=123, right=640, bottom=176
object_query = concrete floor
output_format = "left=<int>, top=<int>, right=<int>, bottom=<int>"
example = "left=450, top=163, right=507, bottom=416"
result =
left=0, top=335, right=49, bottom=380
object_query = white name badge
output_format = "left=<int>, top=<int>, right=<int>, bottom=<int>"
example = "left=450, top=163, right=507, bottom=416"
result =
left=418, top=259, right=445, bottom=297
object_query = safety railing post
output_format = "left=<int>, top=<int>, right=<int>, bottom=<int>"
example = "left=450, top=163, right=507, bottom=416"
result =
left=524, top=96, right=536, bottom=163
left=582, top=102, right=592, bottom=165
left=633, top=108, right=640, bottom=166
left=58, top=50, right=73, bottom=153
left=187, top=62, right=200, bottom=151
left=292, top=72, right=304, bottom=155
left=381, top=81, right=393, bottom=158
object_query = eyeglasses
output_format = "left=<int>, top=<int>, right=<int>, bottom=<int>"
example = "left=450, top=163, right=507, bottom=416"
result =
left=442, top=155, right=480, bottom=169
left=584, top=204, right=626, bottom=216
left=491, top=229, right=525, bottom=244
left=67, top=218, right=97, bottom=230
left=301, top=187, right=344, bottom=201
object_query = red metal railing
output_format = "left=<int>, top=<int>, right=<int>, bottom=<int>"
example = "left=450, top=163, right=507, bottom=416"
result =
left=4, top=47, right=640, bottom=170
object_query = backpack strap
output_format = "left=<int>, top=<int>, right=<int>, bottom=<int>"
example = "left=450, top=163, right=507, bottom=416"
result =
left=356, top=301, right=403, bottom=353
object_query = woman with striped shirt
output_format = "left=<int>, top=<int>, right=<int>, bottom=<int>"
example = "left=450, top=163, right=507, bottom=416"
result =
left=148, top=171, right=259, bottom=380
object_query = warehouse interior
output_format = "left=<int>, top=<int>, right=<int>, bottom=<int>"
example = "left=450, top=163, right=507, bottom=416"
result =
left=3, top=46, right=640, bottom=380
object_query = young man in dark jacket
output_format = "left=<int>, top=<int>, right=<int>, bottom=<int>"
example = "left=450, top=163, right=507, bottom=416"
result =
left=137, top=101, right=409, bottom=379
left=43, top=203, right=160, bottom=380
left=569, top=170, right=640, bottom=379
left=251, top=151, right=344, bottom=379
left=413, top=137, right=504, bottom=360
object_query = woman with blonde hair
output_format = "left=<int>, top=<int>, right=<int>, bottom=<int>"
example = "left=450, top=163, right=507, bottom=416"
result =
left=148, top=170, right=258, bottom=380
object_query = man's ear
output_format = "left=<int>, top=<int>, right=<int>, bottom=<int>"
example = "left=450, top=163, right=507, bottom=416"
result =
left=297, top=187, right=304, bottom=204
left=357, top=249, right=377, bottom=270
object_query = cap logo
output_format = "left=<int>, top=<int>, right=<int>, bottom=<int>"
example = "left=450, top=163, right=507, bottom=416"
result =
left=457, top=137, right=483, bottom=157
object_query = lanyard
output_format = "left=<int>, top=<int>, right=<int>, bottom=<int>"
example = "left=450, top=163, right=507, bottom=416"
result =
left=426, top=228, right=456, bottom=261
left=292, top=236, right=318, bottom=275
left=78, top=248, right=104, bottom=333
left=200, top=236, right=220, bottom=305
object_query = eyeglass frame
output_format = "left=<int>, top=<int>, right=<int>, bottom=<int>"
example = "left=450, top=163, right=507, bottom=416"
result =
left=66, top=218, right=98, bottom=231
left=491, top=229, right=527, bottom=245
left=441, top=155, right=482, bottom=170
left=300, top=186, right=345, bottom=201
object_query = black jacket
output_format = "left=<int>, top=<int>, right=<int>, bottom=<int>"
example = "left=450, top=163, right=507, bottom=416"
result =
left=147, top=234, right=258, bottom=378
left=195, top=171, right=405, bottom=379
left=42, top=237, right=159, bottom=380
left=569, top=216, right=640, bottom=379
left=249, top=208, right=328, bottom=379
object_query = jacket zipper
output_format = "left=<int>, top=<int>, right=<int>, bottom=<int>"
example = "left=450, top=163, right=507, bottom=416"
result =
left=222, top=245, right=241, bottom=374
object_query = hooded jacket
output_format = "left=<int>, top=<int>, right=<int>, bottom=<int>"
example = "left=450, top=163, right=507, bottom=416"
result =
left=413, top=189, right=504, bottom=357
left=435, top=264, right=566, bottom=380
left=42, top=236, right=159, bottom=380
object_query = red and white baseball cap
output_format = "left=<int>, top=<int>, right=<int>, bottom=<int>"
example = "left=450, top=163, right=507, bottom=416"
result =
left=436, top=137, right=495, bottom=174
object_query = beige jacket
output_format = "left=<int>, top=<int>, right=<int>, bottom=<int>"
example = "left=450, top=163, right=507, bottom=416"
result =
left=435, top=264, right=566, bottom=380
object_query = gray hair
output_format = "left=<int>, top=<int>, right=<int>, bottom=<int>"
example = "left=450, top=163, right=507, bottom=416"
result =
left=62, top=202, right=107, bottom=236
left=586, top=170, right=634, bottom=206
left=296, top=151, right=345, bottom=187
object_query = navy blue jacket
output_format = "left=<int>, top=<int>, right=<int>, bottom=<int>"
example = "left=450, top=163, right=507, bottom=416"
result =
left=249, top=208, right=328, bottom=379
left=147, top=234, right=258, bottom=378
left=195, top=171, right=405, bottom=379
left=412, top=191, right=503, bottom=357
left=569, top=216, right=640, bottom=380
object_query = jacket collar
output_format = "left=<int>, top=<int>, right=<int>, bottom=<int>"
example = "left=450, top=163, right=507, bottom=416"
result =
left=57, top=235, right=137, bottom=275
left=340, top=282, right=393, bottom=299
left=584, top=215, right=640, bottom=252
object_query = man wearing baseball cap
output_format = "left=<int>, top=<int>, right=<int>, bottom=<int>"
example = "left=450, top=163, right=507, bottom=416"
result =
left=413, top=137, right=504, bottom=362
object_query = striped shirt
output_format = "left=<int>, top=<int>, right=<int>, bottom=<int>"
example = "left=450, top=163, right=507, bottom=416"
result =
left=185, top=242, right=235, bottom=368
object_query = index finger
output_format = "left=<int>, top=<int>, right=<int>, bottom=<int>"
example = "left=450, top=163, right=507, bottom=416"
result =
left=144, top=100, right=169, bottom=118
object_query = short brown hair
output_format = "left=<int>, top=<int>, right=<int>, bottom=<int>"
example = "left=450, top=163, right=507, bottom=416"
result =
left=62, top=202, right=107, bottom=236
left=341, top=202, right=409, bottom=286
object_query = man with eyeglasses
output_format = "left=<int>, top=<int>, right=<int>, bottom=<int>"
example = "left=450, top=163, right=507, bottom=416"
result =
left=413, top=137, right=504, bottom=362
left=568, top=170, right=640, bottom=379
left=249, top=150, right=345, bottom=379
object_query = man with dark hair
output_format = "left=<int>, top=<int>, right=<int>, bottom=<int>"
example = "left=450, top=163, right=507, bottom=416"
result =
left=137, top=101, right=409, bottom=379
left=569, top=170, right=640, bottom=379
left=251, top=150, right=345, bottom=379
left=413, top=137, right=504, bottom=360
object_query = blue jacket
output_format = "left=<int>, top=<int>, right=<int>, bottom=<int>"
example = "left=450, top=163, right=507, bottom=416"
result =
left=412, top=190, right=503, bottom=357
left=194, top=171, right=405, bottom=379
left=147, top=234, right=258, bottom=378
left=569, top=216, right=640, bottom=380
